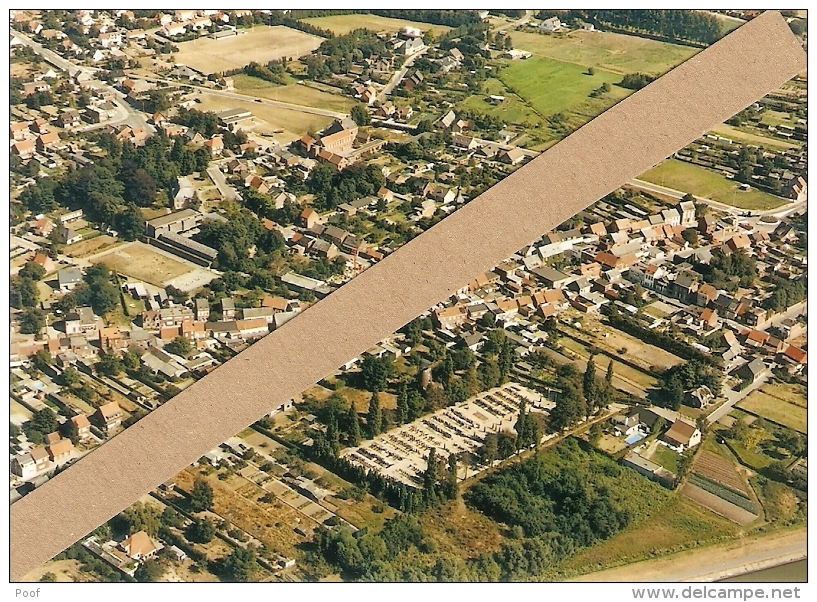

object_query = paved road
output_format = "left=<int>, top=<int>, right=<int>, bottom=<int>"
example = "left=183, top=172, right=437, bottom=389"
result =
left=379, top=46, right=429, bottom=100
left=493, top=10, right=535, bottom=32
left=707, top=371, right=770, bottom=424
left=629, top=178, right=806, bottom=218
left=128, top=73, right=346, bottom=119
left=12, top=28, right=152, bottom=134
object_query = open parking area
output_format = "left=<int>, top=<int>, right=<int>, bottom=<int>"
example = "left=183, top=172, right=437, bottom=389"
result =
left=340, top=383, right=552, bottom=487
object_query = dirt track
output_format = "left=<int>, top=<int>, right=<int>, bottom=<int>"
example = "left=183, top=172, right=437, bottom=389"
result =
left=571, top=528, right=806, bottom=582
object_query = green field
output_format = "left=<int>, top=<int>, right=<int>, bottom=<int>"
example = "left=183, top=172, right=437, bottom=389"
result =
left=738, top=391, right=807, bottom=434
left=510, top=30, right=697, bottom=77
left=232, top=74, right=355, bottom=113
left=498, top=56, right=628, bottom=119
left=710, top=123, right=800, bottom=150
left=640, top=159, right=788, bottom=211
left=302, top=14, right=450, bottom=37
left=459, top=77, right=544, bottom=128
left=759, top=382, right=807, bottom=408
left=554, top=496, right=738, bottom=578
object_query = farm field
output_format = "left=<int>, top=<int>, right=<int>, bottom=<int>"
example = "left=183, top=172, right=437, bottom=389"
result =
left=554, top=495, right=738, bottom=578
left=498, top=56, right=627, bottom=119
left=710, top=123, right=800, bottom=150
left=91, top=241, right=194, bottom=287
left=679, top=483, right=757, bottom=526
left=175, top=26, right=324, bottom=75
left=585, top=320, right=684, bottom=372
left=232, top=75, right=355, bottom=113
left=692, top=451, right=749, bottom=495
left=737, top=390, right=807, bottom=434
left=459, top=78, right=544, bottom=129
left=510, top=30, right=697, bottom=76
left=558, top=336, right=659, bottom=391
left=302, top=14, right=451, bottom=37
left=196, top=94, right=333, bottom=141
left=640, top=159, right=788, bottom=211
left=759, top=382, right=807, bottom=408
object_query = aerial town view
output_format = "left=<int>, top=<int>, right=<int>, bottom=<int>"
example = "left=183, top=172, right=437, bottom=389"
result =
left=8, top=9, right=807, bottom=585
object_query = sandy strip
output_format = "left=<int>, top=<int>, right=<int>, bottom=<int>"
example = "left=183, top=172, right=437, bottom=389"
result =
left=9, top=11, right=806, bottom=581
left=571, top=528, right=806, bottom=582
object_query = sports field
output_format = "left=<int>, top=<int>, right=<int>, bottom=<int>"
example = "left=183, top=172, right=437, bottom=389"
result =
left=510, top=29, right=697, bottom=76
left=92, top=242, right=195, bottom=287
left=232, top=75, right=355, bottom=113
left=196, top=94, right=334, bottom=141
left=738, top=390, right=807, bottom=434
left=175, top=26, right=323, bottom=75
left=302, top=14, right=450, bottom=37
left=640, top=159, right=788, bottom=210
left=498, top=56, right=627, bottom=118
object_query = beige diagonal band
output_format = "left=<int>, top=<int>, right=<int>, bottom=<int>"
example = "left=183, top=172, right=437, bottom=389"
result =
left=10, top=11, right=806, bottom=581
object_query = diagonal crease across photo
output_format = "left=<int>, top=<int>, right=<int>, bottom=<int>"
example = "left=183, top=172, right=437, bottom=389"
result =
left=9, top=10, right=806, bottom=581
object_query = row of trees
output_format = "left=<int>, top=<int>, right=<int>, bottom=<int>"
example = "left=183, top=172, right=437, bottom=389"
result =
left=585, top=9, right=722, bottom=45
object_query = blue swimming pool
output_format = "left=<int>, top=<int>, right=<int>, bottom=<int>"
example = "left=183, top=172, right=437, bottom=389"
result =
left=625, top=433, right=645, bottom=445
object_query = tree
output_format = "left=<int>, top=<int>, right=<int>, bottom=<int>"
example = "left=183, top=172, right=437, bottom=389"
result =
left=583, top=355, right=597, bottom=410
left=367, top=390, right=383, bottom=438
left=395, top=381, right=409, bottom=425
left=19, top=307, right=46, bottom=335
left=32, top=348, right=51, bottom=372
left=188, top=477, right=213, bottom=512
left=119, top=502, right=163, bottom=537
left=15, top=277, right=40, bottom=308
left=19, top=261, right=46, bottom=281
left=28, top=407, right=58, bottom=438
left=346, top=402, right=361, bottom=446
left=587, top=66, right=596, bottom=75
left=164, top=336, right=192, bottom=358
left=423, top=447, right=438, bottom=501
left=350, top=104, right=371, bottom=126
left=360, top=355, right=393, bottom=391
left=480, top=433, right=498, bottom=464
left=134, top=559, right=165, bottom=582
left=39, top=572, right=57, bottom=583
left=60, top=366, right=82, bottom=387
left=96, top=351, right=124, bottom=377
left=185, top=517, right=215, bottom=543
left=219, top=547, right=257, bottom=582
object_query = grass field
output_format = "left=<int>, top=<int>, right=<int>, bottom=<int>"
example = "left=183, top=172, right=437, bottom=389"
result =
left=196, top=94, right=333, bottom=141
left=459, top=77, right=545, bottom=128
left=232, top=74, right=355, bottom=113
left=759, top=382, right=807, bottom=408
left=554, top=495, right=738, bottom=578
left=558, top=336, right=659, bottom=390
left=510, top=30, right=697, bottom=76
left=302, top=14, right=451, bottom=37
left=175, top=26, right=323, bottom=75
left=63, top=235, right=119, bottom=259
left=738, top=391, right=807, bottom=434
left=650, top=445, right=679, bottom=474
left=640, top=159, right=788, bottom=211
left=92, top=242, right=193, bottom=287
left=498, top=57, right=627, bottom=118
left=710, top=123, right=800, bottom=150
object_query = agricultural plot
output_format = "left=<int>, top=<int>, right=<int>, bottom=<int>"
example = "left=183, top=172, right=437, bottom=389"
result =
left=510, top=30, right=697, bottom=76
left=640, top=159, right=787, bottom=211
left=498, top=57, right=626, bottom=119
left=174, top=26, right=323, bottom=75
left=692, top=451, right=750, bottom=496
left=301, top=14, right=450, bottom=37
left=738, top=390, right=807, bottom=434
left=680, top=482, right=757, bottom=526
left=710, top=123, right=799, bottom=150
left=759, top=382, right=807, bottom=408
left=232, top=75, right=355, bottom=113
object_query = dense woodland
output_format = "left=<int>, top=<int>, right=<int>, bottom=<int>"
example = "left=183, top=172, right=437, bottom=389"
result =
left=584, top=10, right=722, bottom=45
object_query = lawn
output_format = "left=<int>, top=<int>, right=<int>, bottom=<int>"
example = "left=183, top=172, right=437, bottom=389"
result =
left=650, top=445, right=679, bottom=474
left=510, top=29, right=697, bottom=76
left=710, top=123, right=800, bottom=150
left=738, top=390, right=807, bottom=434
left=498, top=56, right=626, bottom=119
left=174, top=25, right=323, bottom=74
left=63, top=235, right=119, bottom=259
left=302, top=14, right=450, bottom=37
left=553, top=495, right=738, bottom=579
left=232, top=74, right=355, bottom=113
left=640, top=159, right=788, bottom=211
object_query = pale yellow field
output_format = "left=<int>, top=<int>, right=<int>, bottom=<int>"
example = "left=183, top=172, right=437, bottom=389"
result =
left=174, top=26, right=324, bottom=75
